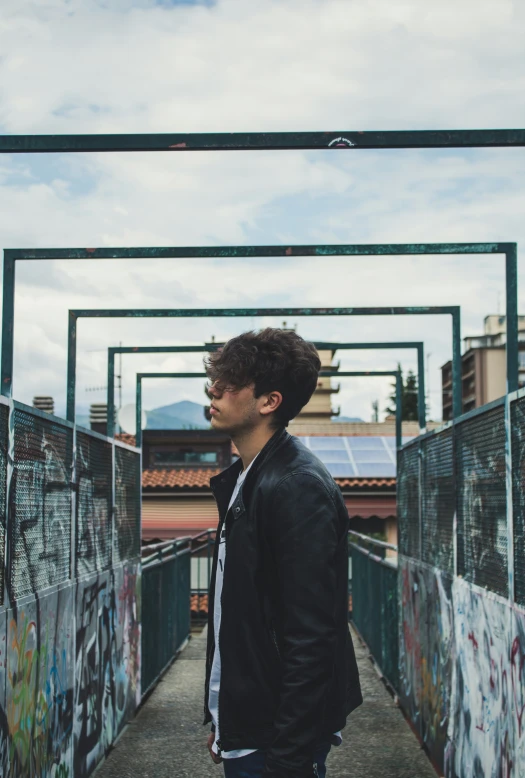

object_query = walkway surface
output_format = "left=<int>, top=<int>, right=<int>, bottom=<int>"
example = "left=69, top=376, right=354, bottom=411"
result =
left=97, top=626, right=437, bottom=778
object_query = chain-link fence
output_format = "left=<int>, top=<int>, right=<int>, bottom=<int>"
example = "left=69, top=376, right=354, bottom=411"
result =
left=511, top=394, right=525, bottom=607
left=9, top=407, right=73, bottom=599
left=76, top=430, right=113, bottom=576
left=420, top=428, right=455, bottom=575
left=397, top=441, right=420, bottom=558
left=0, top=404, right=8, bottom=603
left=0, top=400, right=141, bottom=603
left=456, top=405, right=508, bottom=596
left=398, top=396, right=516, bottom=599
left=115, top=444, right=141, bottom=564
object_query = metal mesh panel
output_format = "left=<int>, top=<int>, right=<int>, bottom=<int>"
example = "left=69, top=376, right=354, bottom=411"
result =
left=0, top=404, right=8, bottom=603
left=141, top=549, right=191, bottom=696
left=511, top=395, right=525, bottom=605
left=76, top=431, right=112, bottom=575
left=397, top=443, right=420, bottom=558
left=456, top=405, right=508, bottom=597
left=10, top=409, right=72, bottom=599
left=421, top=429, right=455, bottom=574
left=114, top=445, right=141, bottom=562
left=351, top=546, right=399, bottom=690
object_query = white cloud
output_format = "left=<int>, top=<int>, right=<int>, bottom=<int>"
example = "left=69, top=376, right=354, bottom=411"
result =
left=1, top=0, right=525, bottom=421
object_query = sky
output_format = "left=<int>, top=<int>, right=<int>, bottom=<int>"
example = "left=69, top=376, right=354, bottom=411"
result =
left=1, top=0, right=525, bottom=423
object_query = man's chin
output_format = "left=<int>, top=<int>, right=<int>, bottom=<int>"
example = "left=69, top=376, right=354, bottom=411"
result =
left=211, top=414, right=237, bottom=436
left=210, top=415, right=226, bottom=430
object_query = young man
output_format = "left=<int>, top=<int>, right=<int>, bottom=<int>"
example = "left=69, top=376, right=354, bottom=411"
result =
left=204, top=328, right=363, bottom=778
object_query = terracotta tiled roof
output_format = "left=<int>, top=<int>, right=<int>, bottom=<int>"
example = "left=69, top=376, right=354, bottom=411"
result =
left=143, top=468, right=221, bottom=489
left=116, top=433, right=136, bottom=447
left=142, top=467, right=395, bottom=491
left=191, top=593, right=209, bottom=616
left=337, top=478, right=396, bottom=489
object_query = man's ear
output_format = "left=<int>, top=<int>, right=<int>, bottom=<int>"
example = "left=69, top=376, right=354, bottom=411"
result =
left=259, top=391, right=283, bottom=417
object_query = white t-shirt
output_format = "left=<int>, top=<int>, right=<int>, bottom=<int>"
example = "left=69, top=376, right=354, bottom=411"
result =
left=209, top=456, right=342, bottom=760
left=210, top=458, right=257, bottom=759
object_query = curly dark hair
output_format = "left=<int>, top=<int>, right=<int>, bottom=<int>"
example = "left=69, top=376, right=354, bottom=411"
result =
left=205, top=328, right=321, bottom=427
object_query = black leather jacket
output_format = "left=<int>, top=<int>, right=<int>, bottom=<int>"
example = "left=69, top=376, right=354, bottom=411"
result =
left=204, top=428, right=363, bottom=777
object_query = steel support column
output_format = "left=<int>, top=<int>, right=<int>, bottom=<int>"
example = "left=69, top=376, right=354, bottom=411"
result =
left=506, top=244, right=519, bottom=393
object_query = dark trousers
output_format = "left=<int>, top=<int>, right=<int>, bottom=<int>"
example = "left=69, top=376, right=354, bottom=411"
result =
left=222, top=743, right=332, bottom=778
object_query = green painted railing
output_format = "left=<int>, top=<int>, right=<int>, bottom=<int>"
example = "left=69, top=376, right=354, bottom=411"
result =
left=349, top=531, right=399, bottom=691
left=141, top=537, right=191, bottom=697
left=190, top=528, right=217, bottom=624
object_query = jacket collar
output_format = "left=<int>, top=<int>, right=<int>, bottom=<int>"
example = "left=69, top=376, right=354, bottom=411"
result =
left=210, top=427, right=289, bottom=519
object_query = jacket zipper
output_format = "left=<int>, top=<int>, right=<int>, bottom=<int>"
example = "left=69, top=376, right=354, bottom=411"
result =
left=270, top=624, right=282, bottom=662
left=214, top=507, right=232, bottom=755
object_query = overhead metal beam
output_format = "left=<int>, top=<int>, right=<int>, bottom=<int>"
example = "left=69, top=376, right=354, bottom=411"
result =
left=0, top=129, right=524, bottom=154
left=3, top=241, right=515, bottom=260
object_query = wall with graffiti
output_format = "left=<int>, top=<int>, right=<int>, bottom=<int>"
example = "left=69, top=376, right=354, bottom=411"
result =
left=397, top=391, right=525, bottom=777
left=0, top=399, right=142, bottom=778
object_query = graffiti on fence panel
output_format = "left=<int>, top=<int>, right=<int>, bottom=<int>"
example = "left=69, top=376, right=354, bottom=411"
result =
left=0, top=610, right=8, bottom=774
left=5, top=586, right=74, bottom=777
left=399, top=557, right=453, bottom=772
left=399, top=559, right=422, bottom=728
left=74, top=563, right=140, bottom=777
left=76, top=475, right=110, bottom=577
left=11, top=426, right=72, bottom=600
left=76, top=433, right=112, bottom=577
left=418, top=565, right=453, bottom=772
left=447, top=580, right=525, bottom=778
left=74, top=572, right=114, bottom=775
left=113, top=564, right=141, bottom=730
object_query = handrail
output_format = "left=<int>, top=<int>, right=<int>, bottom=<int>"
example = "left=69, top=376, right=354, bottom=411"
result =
left=349, top=541, right=398, bottom=569
left=190, top=528, right=217, bottom=547
left=348, top=529, right=398, bottom=553
left=142, top=536, right=192, bottom=569
left=142, top=536, right=192, bottom=556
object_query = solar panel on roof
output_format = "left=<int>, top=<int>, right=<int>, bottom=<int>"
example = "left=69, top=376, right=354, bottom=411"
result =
left=315, top=450, right=351, bottom=463
left=297, top=436, right=399, bottom=479
left=353, top=450, right=392, bottom=463
left=346, top=437, right=385, bottom=450
left=384, top=437, right=414, bottom=448
left=308, top=437, right=346, bottom=450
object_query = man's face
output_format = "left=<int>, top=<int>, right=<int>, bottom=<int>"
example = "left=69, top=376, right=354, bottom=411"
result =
left=207, top=381, right=263, bottom=435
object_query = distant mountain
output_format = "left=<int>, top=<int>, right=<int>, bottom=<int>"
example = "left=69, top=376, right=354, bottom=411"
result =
left=146, top=400, right=210, bottom=430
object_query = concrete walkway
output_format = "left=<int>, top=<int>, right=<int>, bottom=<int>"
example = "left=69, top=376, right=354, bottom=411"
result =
left=97, top=627, right=437, bottom=778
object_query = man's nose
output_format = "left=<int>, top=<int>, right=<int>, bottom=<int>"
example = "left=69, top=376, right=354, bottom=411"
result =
left=209, top=382, right=221, bottom=398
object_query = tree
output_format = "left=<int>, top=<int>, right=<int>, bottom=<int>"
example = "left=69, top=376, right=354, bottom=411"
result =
left=384, top=363, right=419, bottom=421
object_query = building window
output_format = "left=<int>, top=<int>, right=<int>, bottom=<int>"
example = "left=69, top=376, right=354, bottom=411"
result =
left=152, top=449, right=219, bottom=467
